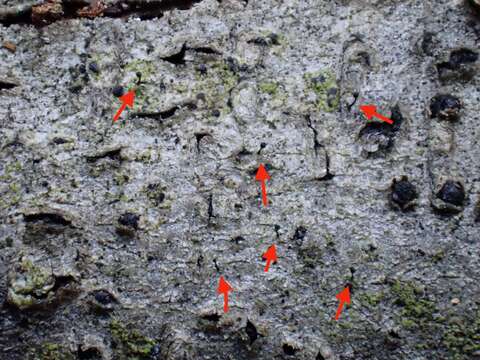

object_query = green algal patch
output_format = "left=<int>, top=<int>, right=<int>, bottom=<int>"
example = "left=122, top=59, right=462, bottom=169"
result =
left=359, top=291, right=384, bottom=308
left=7, top=257, right=55, bottom=310
left=391, top=280, right=436, bottom=328
left=442, top=311, right=480, bottom=359
left=258, top=81, right=278, bottom=95
left=193, top=60, right=239, bottom=110
left=304, top=70, right=340, bottom=112
left=35, top=342, right=73, bottom=360
left=110, top=319, right=156, bottom=359
left=123, top=60, right=160, bottom=112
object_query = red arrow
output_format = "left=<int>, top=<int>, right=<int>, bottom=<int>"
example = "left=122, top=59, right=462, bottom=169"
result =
left=217, top=276, right=233, bottom=313
left=262, top=244, right=277, bottom=272
left=334, top=287, right=351, bottom=320
left=360, top=105, right=393, bottom=125
left=113, top=90, right=135, bottom=122
left=255, top=164, right=271, bottom=207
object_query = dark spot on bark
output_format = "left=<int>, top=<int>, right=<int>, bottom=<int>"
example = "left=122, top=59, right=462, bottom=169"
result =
left=88, top=62, right=99, bottom=74
left=208, top=194, right=214, bottom=221
left=437, top=180, right=465, bottom=206
left=86, top=148, right=121, bottom=162
left=293, top=226, right=307, bottom=244
left=52, top=137, right=69, bottom=145
left=150, top=344, right=162, bottom=358
left=430, top=94, right=461, bottom=120
left=225, top=56, right=240, bottom=73
left=475, top=200, right=480, bottom=222
left=245, top=320, right=258, bottom=344
left=112, top=85, right=124, bottom=98
left=24, top=213, right=71, bottom=226
left=449, top=48, right=478, bottom=66
left=316, top=352, right=326, bottom=360
left=282, top=343, right=298, bottom=355
left=93, top=290, right=116, bottom=305
left=212, top=109, right=221, bottom=117
left=421, top=32, right=436, bottom=55
left=197, top=64, right=207, bottom=74
left=147, top=184, right=165, bottom=206
left=118, top=213, right=139, bottom=229
left=437, top=48, right=478, bottom=81
left=232, top=236, right=244, bottom=244
left=390, top=176, right=417, bottom=211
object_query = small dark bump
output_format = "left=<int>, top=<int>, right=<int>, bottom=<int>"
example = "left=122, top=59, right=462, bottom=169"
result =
left=430, top=94, right=461, bottom=121
left=437, top=180, right=465, bottom=206
left=150, top=344, right=161, bottom=358
left=293, top=226, right=307, bottom=244
left=112, top=85, right=124, bottom=98
left=211, top=109, right=221, bottom=117
left=93, top=290, right=116, bottom=305
left=268, top=33, right=280, bottom=45
left=118, top=213, right=139, bottom=230
left=88, top=62, right=99, bottom=74
left=197, top=64, right=207, bottom=74
left=391, top=177, right=417, bottom=210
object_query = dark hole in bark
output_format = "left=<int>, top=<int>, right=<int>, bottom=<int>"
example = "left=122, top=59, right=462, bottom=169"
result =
left=0, top=81, right=18, bottom=90
left=202, top=313, right=221, bottom=322
left=245, top=320, right=258, bottom=344
left=282, top=344, right=297, bottom=355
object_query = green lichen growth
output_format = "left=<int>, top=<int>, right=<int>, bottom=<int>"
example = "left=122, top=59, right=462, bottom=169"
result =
left=258, top=81, right=278, bottom=95
left=442, top=311, right=480, bottom=359
left=359, top=291, right=384, bottom=308
left=304, top=70, right=340, bottom=112
left=193, top=60, right=239, bottom=111
left=391, top=280, right=436, bottom=326
left=110, top=319, right=156, bottom=359
left=7, top=258, right=55, bottom=310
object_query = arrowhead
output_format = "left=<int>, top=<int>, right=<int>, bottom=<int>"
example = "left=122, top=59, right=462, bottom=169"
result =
left=255, top=164, right=271, bottom=181
left=359, top=105, right=377, bottom=120
left=262, top=244, right=277, bottom=262
left=217, top=276, right=233, bottom=294
left=336, top=287, right=351, bottom=304
left=120, top=90, right=135, bottom=108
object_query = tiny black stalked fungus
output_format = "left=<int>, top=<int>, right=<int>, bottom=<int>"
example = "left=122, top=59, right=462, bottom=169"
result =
left=391, top=177, right=417, bottom=210
left=118, top=213, right=139, bottom=229
left=430, top=95, right=461, bottom=121
left=112, top=85, right=124, bottom=98
left=437, top=180, right=465, bottom=206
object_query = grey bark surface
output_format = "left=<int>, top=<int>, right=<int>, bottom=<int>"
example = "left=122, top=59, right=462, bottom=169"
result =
left=0, top=0, right=479, bottom=359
